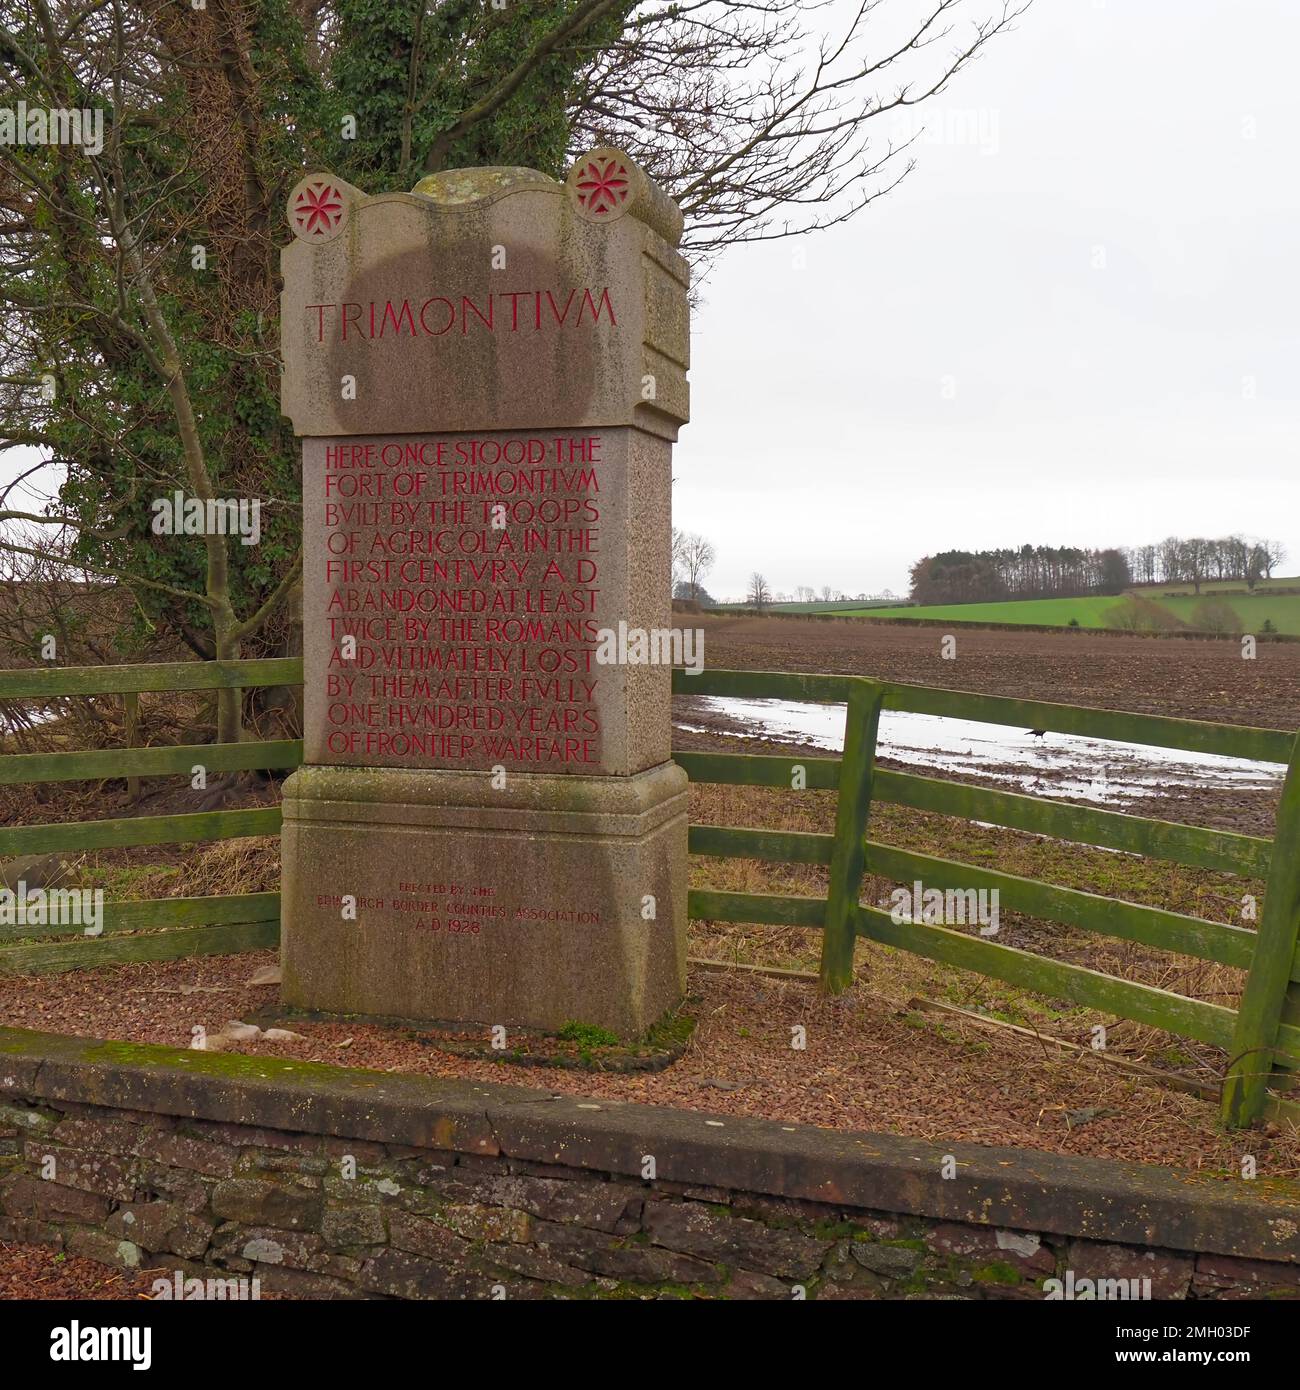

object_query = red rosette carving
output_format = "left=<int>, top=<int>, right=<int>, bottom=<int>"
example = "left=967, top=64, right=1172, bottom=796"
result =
left=572, top=154, right=631, bottom=219
left=289, top=177, right=347, bottom=241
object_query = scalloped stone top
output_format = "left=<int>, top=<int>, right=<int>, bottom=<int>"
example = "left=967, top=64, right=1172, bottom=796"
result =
left=409, top=166, right=556, bottom=204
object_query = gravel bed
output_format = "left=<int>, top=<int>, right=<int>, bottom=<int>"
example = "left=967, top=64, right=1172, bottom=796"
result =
left=3, top=949, right=1298, bottom=1178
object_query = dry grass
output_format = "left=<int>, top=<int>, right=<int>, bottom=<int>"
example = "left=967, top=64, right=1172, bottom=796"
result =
left=684, top=780, right=1253, bottom=1090
left=44, top=836, right=282, bottom=902
left=130, top=837, right=281, bottom=898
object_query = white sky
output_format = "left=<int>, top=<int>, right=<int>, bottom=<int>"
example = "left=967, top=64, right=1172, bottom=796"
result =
left=4, top=1, right=1296, bottom=606
left=672, top=0, right=1300, bottom=600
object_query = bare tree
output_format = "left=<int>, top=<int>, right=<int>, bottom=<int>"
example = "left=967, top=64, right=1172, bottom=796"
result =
left=1183, top=537, right=1213, bottom=595
left=1263, top=539, right=1288, bottom=581
left=1157, top=536, right=1184, bottom=586
left=671, top=525, right=687, bottom=592
left=2, top=0, right=1030, bottom=732
left=680, top=532, right=716, bottom=601
left=573, top=0, right=1031, bottom=262
left=748, top=571, right=772, bottom=611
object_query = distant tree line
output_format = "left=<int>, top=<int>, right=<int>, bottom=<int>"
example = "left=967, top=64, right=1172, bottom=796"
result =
left=791, top=585, right=902, bottom=604
left=909, top=546, right=1131, bottom=605
left=1122, top=536, right=1287, bottom=593
left=909, top=535, right=1288, bottom=605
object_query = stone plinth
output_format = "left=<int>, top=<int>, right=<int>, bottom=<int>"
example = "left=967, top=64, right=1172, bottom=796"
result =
left=278, top=150, right=690, bottom=1037
left=281, top=762, right=687, bottom=1036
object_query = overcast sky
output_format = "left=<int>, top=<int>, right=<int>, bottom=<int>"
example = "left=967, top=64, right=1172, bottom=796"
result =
left=673, top=0, right=1300, bottom=601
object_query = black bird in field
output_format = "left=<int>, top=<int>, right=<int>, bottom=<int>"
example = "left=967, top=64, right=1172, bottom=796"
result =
left=1026, top=729, right=1047, bottom=738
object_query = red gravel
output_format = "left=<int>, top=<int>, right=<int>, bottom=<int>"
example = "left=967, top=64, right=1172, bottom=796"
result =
left=0, top=1241, right=166, bottom=1300
left=3, top=949, right=1298, bottom=1179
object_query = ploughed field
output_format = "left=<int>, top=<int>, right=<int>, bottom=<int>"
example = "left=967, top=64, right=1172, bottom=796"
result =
left=3, top=616, right=1300, bottom=1175
left=677, top=616, right=1296, bottom=830
left=790, top=582, right=1300, bottom=634
left=685, top=612, right=1300, bottom=729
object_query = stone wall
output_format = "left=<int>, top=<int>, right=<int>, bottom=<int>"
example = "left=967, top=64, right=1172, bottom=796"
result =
left=1, top=1027, right=1298, bottom=1300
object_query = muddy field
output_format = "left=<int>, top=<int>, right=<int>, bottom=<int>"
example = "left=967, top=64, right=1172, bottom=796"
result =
left=686, top=613, right=1300, bottom=727
left=673, top=615, right=1298, bottom=839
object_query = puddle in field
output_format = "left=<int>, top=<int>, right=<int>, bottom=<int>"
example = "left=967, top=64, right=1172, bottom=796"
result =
left=1, top=704, right=57, bottom=735
left=674, top=696, right=1284, bottom=807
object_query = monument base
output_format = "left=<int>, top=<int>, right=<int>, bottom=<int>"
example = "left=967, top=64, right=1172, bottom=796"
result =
left=279, top=762, right=688, bottom=1038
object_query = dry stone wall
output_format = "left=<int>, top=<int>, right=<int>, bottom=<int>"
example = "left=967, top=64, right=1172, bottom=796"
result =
left=1, top=1028, right=1298, bottom=1300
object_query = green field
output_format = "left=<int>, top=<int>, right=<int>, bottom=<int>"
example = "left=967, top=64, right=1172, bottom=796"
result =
left=839, top=586, right=1300, bottom=635
left=713, top=599, right=910, bottom=614
left=1159, top=592, right=1300, bottom=634
left=1144, top=577, right=1299, bottom=597
left=842, top=596, right=1122, bottom=627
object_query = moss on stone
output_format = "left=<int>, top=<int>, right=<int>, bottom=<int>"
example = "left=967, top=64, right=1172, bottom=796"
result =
left=643, top=1010, right=695, bottom=1050
left=971, top=1260, right=1024, bottom=1286
left=79, top=1037, right=384, bottom=1085
left=807, top=1219, right=866, bottom=1238
left=409, top=167, right=555, bottom=204
left=414, top=1009, right=695, bottom=1072
left=556, top=1021, right=621, bottom=1052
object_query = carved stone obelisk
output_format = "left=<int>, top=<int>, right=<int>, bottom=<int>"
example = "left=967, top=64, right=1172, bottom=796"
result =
left=278, top=151, right=690, bottom=1036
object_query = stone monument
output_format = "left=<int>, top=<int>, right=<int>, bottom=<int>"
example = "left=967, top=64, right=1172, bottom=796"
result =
left=277, top=150, right=690, bottom=1037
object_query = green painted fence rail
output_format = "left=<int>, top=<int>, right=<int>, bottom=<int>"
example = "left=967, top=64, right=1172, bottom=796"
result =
left=0, top=920, right=280, bottom=975
left=0, top=657, right=303, bottom=699
left=862, top=841, right=1258, bottom=971
left=878, top=681, right=1293, bottom=765
left=0, top=891, right=279, bottom=942
left=1221, top=746, right=1300, bottom=1120
left=686, top=825, right=1257, bottom=970
left=873, top=769, right=1271, bottom=877
left=674, top=750, right=843, bottom=790
left=855, top=903, right=1240, bottom=1051
left=0, top=807, right=283, bottom=858
left=1, top=659, right=294, bottom=974
left=675, top=752, right=1271, bottom=876
left=6, top=657, right=1300, bottom=1125
left=0, top=741, right=304, bottom=785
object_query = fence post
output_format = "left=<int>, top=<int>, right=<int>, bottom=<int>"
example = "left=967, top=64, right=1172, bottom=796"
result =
left=1221, top=734, right=1300, bottom=1127
left=122, top=692, right=140, bottom=803
left=820, top=679, right=885, bottom=994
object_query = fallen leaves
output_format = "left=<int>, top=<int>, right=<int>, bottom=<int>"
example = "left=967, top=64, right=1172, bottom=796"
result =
left=6, top=948, right=1300, bottom=1178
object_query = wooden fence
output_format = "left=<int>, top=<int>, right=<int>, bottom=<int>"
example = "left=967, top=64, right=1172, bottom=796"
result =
left=0, top=660, right=299, bottom=970
left=2, top=657, right=1299, bottom=1128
